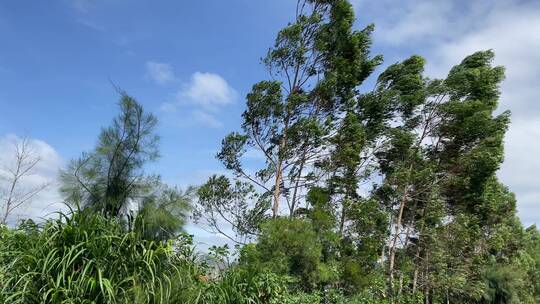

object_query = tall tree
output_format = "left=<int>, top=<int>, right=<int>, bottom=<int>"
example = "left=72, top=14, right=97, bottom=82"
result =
left=60, top=93, right=190, bottom=241
left=197, top=0, right=381, bottom=242
left=60, top=93, right=159, bottom=218
left=427, top=51, right=511, bottom=303
left=373, top=51, right=517, bottom=303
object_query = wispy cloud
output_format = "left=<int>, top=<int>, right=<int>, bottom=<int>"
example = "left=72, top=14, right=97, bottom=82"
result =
left=191, top=110, right=224, bottom=129
left=499, top=119, right=540, bottom=226
left=179, top=72, right=237, bottom=110
left=69, top=0, right=92, bottom=13
left=75, top=18, right=106, bottom=32
left=67, top=0, right=108, bottom=36
left=146, top=61, right=177, bottom=85
left=155, top=68, right=237, bottom=128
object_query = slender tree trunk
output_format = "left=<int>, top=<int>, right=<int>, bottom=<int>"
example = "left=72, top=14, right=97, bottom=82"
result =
left=397, top=200, right=418, bottom=298
left=272, top=117, right=290, bottom=218
left=413, top=207, right=427, bottom=295
left=412, top=267, right=419, bottom=294
left=380, top=245, right=386, bottom=265
left=2, top=139, right=47, bottom=225
left=424, top=252, right=430, bottom=304
left=272, top=161, right=283, bottom=218
left=398, top=273, right=404, bottom=300
left=388, top=162, right=416, bottom=298
left=290, top=152, right=306, bottom=217
left=388, top=185, right=408, bottom=297
left=339, top=199, right=347, bottom=236
left=412, top=237, right=422, bottom=294
left=2, top=158, right=22, bottom=224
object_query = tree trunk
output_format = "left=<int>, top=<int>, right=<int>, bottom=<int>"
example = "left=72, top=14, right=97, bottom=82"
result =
left=412, top=240, right=422, bottom=294
left=272, top=116, right=290, bottom=218
left=388, top=162, right=415, bottom=298
left=339, top=199, right=347, bottom=236
left=388, top=186, right=408, bottom=297
left=272, top=160, right=283, bottom=218
left=289, top=152, right=306, bottom=217
left=2, top=160, right=21, bottom=224
left=412, top=267, right=419, bottom=294
left=398, top=273, right=404, bottom=301
left=424, top=252, right=430, bottom=304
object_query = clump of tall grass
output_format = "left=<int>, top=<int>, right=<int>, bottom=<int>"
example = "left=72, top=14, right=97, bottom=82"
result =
left=0, top=211, right=200, bottom=304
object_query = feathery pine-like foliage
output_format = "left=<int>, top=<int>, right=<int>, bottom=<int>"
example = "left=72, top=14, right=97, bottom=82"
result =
left=60, top=93, right=159, bottom=219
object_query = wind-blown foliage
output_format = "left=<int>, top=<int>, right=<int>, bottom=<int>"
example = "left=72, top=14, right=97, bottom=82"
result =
left=60, top=93, right=160, bottom=219
left=0, top=211, right=197, bottom=303
left=193, top=1, right=539, bottom=303
left=1, top=0, right=539, bottom=303
left=60, top=93, right=190, bottom=241
left=134, top=185, right=193, bottom=242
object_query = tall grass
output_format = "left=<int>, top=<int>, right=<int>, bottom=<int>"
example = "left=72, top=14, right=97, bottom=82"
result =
left=0, top=211, right=200, bottom=303
left=0, top=212, right=294, bottom=304
left=0, top=212, right=390, bottom=304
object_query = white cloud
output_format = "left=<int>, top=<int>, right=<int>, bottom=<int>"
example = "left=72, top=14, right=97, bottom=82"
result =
left=158, top=71, right=237, bottom=128
left=0, top=135, right=64, bottom=226
left=499, top=119, right=540, bottom=227
left=377, top=1, right=454, bottom=45
left=356, top=0, right=540, bottom=226
left=70, top=0, right=92, bottom=13
left=146, top=61, right=177, bottom=85
left=180, top=72, right=237, bottom=110
left=427, top=4, right=540, bottom=116
left=191, top=110, right=223, bottom=129
left=356, top=0, right=494, bottom=46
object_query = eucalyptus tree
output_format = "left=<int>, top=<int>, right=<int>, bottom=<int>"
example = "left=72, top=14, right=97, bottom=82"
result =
left=196, top=0, right=382, bottom=242
left=370, top=50, right=522, bottom=303
left=424, top=51, right=514, bottom=302
left=370, top=55, right=439, bottom=297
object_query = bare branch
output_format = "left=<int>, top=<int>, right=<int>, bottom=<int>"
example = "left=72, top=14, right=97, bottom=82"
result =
left=1, top=138, right=50, bottom=224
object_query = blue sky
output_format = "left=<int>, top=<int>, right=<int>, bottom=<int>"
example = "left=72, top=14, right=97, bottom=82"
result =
left=1, top=0, right=539, bottom=247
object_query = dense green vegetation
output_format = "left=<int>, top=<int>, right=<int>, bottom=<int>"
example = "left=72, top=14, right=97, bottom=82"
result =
left=1, top=0, right=539, bottom=303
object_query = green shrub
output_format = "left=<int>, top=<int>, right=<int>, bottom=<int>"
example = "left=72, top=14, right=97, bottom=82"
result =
left=238, top=218, right=325, bottom=291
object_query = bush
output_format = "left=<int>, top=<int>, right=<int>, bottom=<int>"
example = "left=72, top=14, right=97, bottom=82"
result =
left=238, top=218, right=326, bottom=291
